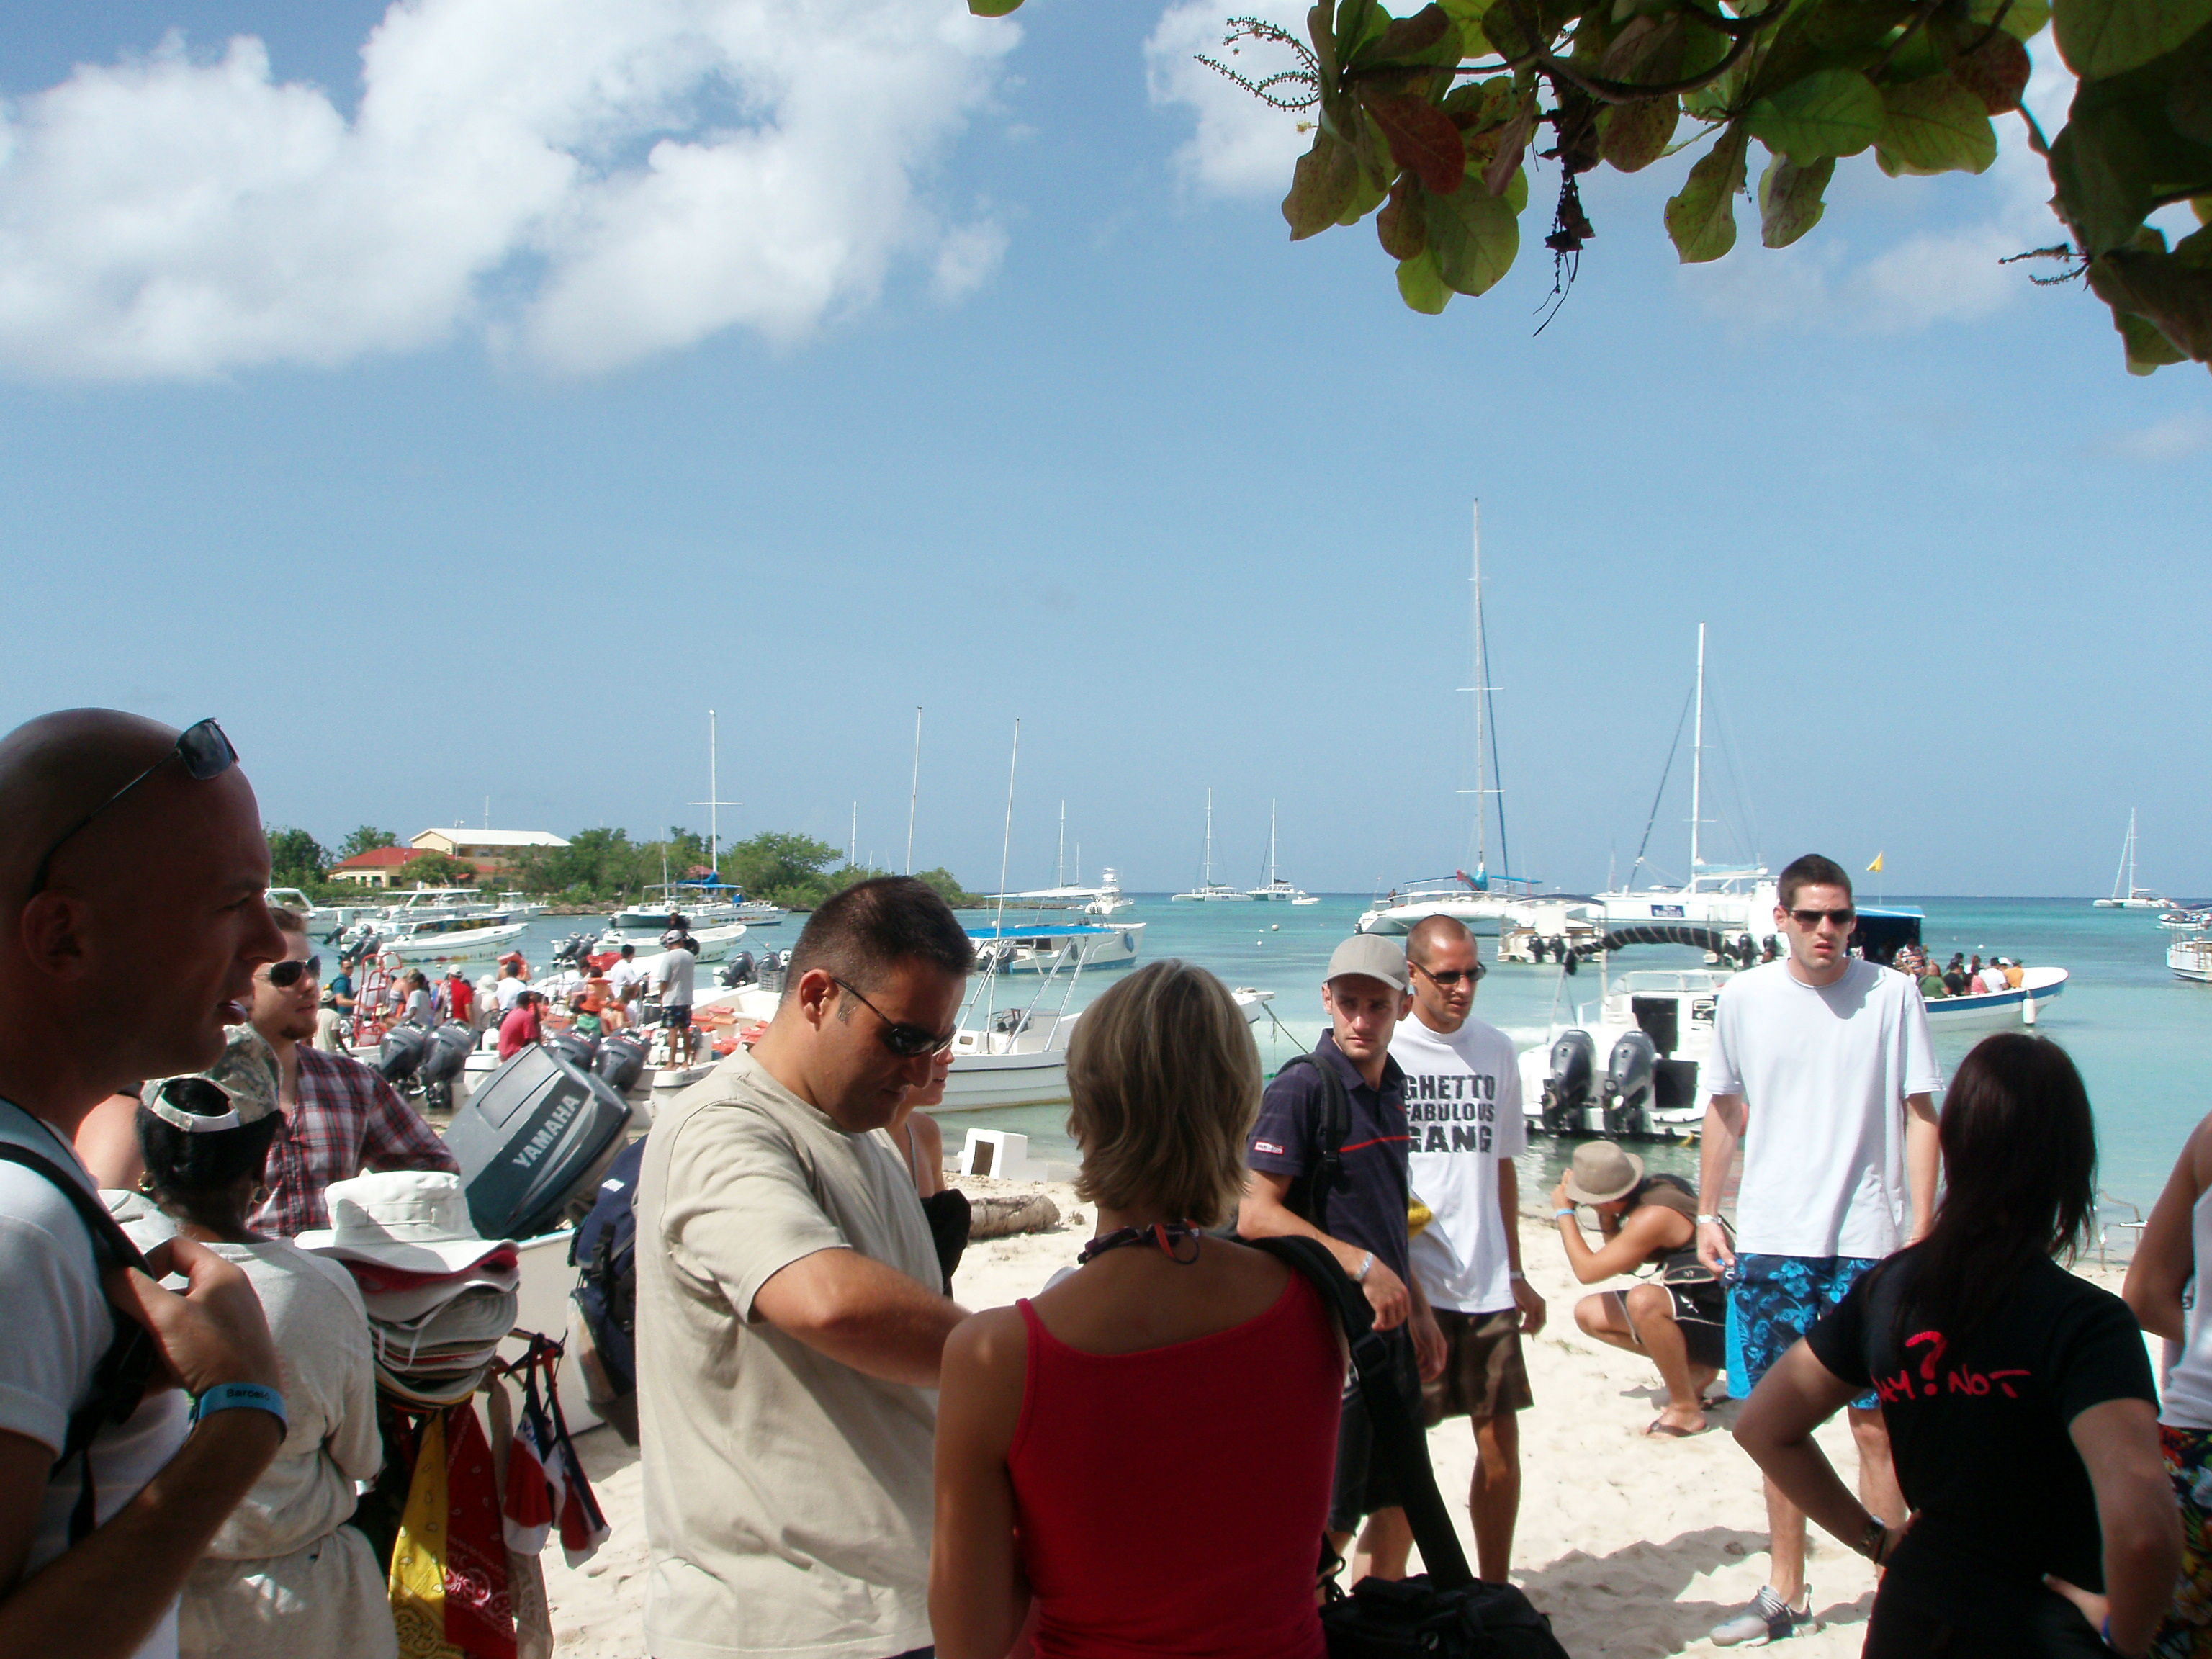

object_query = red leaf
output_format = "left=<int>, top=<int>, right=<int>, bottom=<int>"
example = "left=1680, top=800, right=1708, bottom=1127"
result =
left=1363, top=91, right=1468, bottom=193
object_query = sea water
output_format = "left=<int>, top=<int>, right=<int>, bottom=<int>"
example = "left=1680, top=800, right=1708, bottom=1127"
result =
left=477, top=895, right=2210, bottom=1229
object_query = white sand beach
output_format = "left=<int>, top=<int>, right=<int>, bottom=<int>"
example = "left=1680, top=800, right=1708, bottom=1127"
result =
left=539, top=1179, right=2134, bottom=1658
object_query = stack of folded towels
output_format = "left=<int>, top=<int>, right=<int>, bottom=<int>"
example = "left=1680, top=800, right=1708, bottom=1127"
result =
left=298, top=1172, right=520, bottom=1408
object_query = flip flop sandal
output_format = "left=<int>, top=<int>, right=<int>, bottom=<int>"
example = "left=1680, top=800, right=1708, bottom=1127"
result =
left=1644, top=1416, right=1707, bottom=1438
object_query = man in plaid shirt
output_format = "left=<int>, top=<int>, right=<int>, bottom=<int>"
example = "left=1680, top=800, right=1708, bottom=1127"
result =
left=248, top=908, right=457, bottom=1238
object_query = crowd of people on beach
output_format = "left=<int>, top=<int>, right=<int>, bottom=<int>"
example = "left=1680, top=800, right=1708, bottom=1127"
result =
left=9, top=708, right=2212, bottom=1659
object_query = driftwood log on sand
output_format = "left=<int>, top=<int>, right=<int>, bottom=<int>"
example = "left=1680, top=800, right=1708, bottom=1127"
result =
left=966, top=1192, right=1061, bottom=1239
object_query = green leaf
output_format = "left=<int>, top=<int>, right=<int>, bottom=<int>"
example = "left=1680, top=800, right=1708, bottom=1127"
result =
left=1665, top=123, right=1749, bottom=261
left=2056, top=0, right=2212, bottom=79
left=2118, top=307, right=2190, bottom=369
left=1438, top=0, right=1494, bottom=23
left=1758, top=150, right=1836, bottom=245
left=1745, top=68, right=1886, bottom=161
left=1363, top=91, right=1471, bottom=191
left=1599, top=97, right=1681, bottom=171
left=2090, top=242, right=2212, bottom=361
left=1397, top=248, right=1453, bottom=311
left=1284, top=134, right=1362, bottom=239
left=1969, top=0, right=2051, bottom=40
left=1338, top=163, right=1392, bottom=224
left=1426, top=181, right=1522, bottom=293
left=1876, top=74, right=1999, bottom=173
left=2049, top=35, right=2212, bottom=255
left=1358, top=4, right=1463, bottom=65
left=967, top=0, right=1023, bottom=12
left=1377, top=180, right=1431, bottom=257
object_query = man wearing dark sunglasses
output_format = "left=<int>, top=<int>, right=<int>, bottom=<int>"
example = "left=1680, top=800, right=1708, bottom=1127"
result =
left=1696, top=853, right=1942, bottom=1647
left=0, top=709, right=289, bottom=1659
left=634, top=876, right=976, bottom=1659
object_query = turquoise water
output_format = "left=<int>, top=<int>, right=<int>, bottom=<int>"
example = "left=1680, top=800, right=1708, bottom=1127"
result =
left=472, top=896, right=2211, bottom=1218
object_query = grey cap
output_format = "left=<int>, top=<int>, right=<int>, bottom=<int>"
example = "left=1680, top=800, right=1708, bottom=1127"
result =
left=1325, top=933, right=1410, bottom=993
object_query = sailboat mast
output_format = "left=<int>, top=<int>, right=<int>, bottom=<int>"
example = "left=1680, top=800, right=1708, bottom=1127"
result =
left=1057, top=801, right=1066, bottom=889
left=905, top=707, right=922, bottom=876
left=1269, top=799, right=1280, bottom=884
left=708, top=709, right=719, bottom=871
left=1689, top=624, right=1706, bottom=891
left=2130, top=809, right=2139, bottom=897
left=1203, top=788, right=1215, bottom=886
left=1471, top=501, right=1489, bottom=876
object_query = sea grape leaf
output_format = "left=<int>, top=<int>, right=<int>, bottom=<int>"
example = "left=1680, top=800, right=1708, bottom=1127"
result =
left=1285, top=134, right=1362, bottom=238
left=1377, top=179, right=1432, bottom=256
left=1968, top=0, right=2053, bottom=40
left=1483, top=97, right=1539, bottom=196
left=966, top=0, right=1024, bottom=12
left=2090, top=240, right=2212, bottom=361
left=2052, top=44, right=2212, bottom=256
left=1426, top=180, right=1522, bottom=293
left=1439, top=0, right=1496, bottom=23
left=1336, top=0, right=1392, bottom=59
left=1877, top=74, right=1999, bottom=173
left=1365, top=91, right=1470, bottom=191
left=1364, top=4, right=1455, bottom=61
left=1397, top=247, right=1453, bottom=311
left=2056, top=0, right=2212, bottom=80
left=2172, top=59, right=2212, bottom=145
left=1949, top=29, right=2034, bottom=114
left=1746, top=68, right=1886, bottom=161
left=1338, top=163, right=1393, bottom=224
left=1600, top=96, right=1682, bottom=170
left=1665, top=122, right=1750, bottom=261
left=1759, top=150, right=1836, bottom=245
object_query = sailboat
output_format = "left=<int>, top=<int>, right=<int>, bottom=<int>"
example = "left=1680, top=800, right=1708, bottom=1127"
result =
left=1172, top=790, right=1251, bottom=902
left=1359, top=502, right=1536, bottom=937
left=2094, top=810, right=2170, bottom=909
left=1248, top=801, right=1320, bottom=903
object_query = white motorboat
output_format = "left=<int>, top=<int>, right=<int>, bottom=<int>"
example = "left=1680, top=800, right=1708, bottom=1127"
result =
left=970, top=921, right=1144, bottom=975
left=379, top=919, right=530, bottom=962
left=2095, top=810, right=2171, bottom=909
left=1923, top=966, right=2070, bottom=1025
left=1495, top=896, right=1604, bottom=964
left=2172, top=935, right=2212, bottom=983
left=1173, top=790, right=1252, bottom=902
left=595, top=922, right=749, bottom=961
left=1247, top=803, right=1321, bottom=904
left=1085, top=870, right=1135, bottom=915
left=2161, top=909, right=2210, bottom=930
left=1359, top=878, right=1528, bottom=938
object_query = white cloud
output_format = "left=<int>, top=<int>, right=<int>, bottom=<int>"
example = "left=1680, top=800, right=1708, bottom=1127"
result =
left=0, top=0, right=1016, bottom=378
left=2095, top=410, right=2212, bottom=461
left=1145, top=0, right=1310, bottom=196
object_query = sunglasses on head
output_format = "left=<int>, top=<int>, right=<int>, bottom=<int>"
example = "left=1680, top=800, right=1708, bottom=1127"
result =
left=831, top=976, right=956, bottom=1059
left=267, top=955, right=320, bottom=988
left=29, top=719, right=238, bottom=896
left=1789, top=907, right=1856, bottom=929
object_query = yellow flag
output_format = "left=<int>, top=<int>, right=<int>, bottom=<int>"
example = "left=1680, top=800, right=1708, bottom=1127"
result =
left=1866, top=852, right=1885, bottom=873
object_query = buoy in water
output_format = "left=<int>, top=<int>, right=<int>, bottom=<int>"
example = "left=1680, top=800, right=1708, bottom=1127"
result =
left=1271, top=924, right=1280, bottom=932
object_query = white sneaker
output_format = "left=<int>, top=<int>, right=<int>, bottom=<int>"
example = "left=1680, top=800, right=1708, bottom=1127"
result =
left=1710, top=1586, right=1820, bottom=1646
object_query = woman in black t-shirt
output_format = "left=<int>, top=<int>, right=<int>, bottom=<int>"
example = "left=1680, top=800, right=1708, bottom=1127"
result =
left=1735, top=1033, right=2180, bottom=1658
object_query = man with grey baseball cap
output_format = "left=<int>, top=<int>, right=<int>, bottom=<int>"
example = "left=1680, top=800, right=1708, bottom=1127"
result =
left=1241, top=933, right=1446, bottom=1586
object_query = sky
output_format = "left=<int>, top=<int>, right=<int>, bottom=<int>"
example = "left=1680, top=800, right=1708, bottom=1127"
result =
left=0, top=0, right=2206, bottom=899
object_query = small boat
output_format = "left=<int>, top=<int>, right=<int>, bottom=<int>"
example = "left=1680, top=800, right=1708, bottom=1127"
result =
left=2172, top=935, right=2212, bottom=983
left=1085, top=871, right=1135, bottom=915
left=1246, top=803, right=1321, bottom=904
left=594, top=922, right=749, bottom=961
left=969, top=920, right=1144, bottom=975
left=1172, top=790, right=1253, bottom=902
left=379, top=919, right=531, bottom=961
left=610, top=879, right=784, bottom=930
left=1922, top=966, right=2070, bottom=1026
left=2095, top=811, right=2171, bottom=909
left=2161, top=908, right=2211, bottom=930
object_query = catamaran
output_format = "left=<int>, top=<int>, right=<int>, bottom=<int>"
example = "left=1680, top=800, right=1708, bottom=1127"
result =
left=1172, top=789, right=1251, bottom=902
left=2094, top=810, right=2171, bottom=909
left=1247, top=801, right=1320, bottom=903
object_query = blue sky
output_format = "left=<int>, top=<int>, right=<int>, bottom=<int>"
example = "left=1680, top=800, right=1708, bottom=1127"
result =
left=1, top=0, right=2206, bottom=899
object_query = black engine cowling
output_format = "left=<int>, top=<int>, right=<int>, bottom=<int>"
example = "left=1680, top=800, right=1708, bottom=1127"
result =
left=1539, top=1030, right=1596, bottom=1133
left=1604, top=1030, right=1658, bottom=1136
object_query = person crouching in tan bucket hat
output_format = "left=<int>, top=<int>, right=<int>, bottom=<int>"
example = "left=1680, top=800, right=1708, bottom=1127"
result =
left=1547, top=1141, right=1732, bottom=1437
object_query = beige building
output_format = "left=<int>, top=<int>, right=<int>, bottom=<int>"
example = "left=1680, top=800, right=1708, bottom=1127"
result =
left=409, top=827, right=569, bottom=876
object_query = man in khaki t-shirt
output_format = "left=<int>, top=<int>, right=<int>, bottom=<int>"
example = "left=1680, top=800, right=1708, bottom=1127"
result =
left=635, top=878, right=973, bottom=1659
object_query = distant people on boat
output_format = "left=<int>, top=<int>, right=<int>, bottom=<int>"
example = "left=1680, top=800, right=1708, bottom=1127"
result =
left=498, top=989, right=546, bottom=1061
left=1241, top=933, right=1434, bottom=1588
left=0, top=707, right=288, bottom=1659
left=2005, top=959, right=2026, bottom=989
left=135, top=1028, right=397, bottom=1659
left=1696, top=853, right=1942, bottom=1646
left=1943, top=955, right=1972, bottom=997
left=1918, top=963, right=1947, bottom=1002
left=1552, top=1141, right=1727, bottom=1438
left=1737, top=1033, right=2178, bottom=1658
left=608, top=942, right=649, bottom=1024
left=249, top=908, right=458, bottom=1240
left=886, top=1046, right=968, bottom=1292
left=1980, top=959, right=2011, bottom=995
left=932, top=960, right=1343, bottom=1659
left=1394, top=914, right=1540, bottom=1582
left=397, top=969, right=435, bottom=1030
left=633, top=878, right=971, bottom=1659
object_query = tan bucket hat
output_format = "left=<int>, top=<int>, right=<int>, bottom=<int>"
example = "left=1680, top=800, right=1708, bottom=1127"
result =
left=1561, top=1139, right=1645, bottom=1205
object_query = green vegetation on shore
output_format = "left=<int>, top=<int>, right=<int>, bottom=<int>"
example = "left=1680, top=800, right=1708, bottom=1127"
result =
left=264, top=824, right=981, bottom=912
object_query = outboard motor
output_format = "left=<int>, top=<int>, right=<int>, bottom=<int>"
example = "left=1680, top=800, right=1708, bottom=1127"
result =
left=990, top=1007, right=1028, bottom=1038
left=551, top=933, right=594, bottom=971
left=1604, top=1030, right=1658, bottom=1137
left=718, top=950, right=756, bottom=989
left=377, top=1023, right=429, bottom=1085
left=420, top=1021, right=475, bottom=1113
left=553, top=1028, right=600, bottom=1072
left=1539, top=1030, right=1596, bottom=1134
left=1562, top=947, right=1580, bottom=976
left=595, top=1031, right=649, bottom=1093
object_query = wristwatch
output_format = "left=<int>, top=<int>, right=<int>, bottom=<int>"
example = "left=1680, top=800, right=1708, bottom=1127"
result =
left=1696, top=1213, right=1725, bottom=1225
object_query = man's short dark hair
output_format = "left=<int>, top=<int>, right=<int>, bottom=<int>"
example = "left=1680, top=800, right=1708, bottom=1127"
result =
left=620, top=944, right=634, bottom=958
left=788, top=876, right=974, bottom=995
left=1779, top=853, right=1853, bottom=909
left=1405, top=914, right=1474, bottom=967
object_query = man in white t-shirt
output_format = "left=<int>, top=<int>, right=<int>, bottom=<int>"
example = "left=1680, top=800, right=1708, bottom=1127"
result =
left=1696, top=853, right=1942, bottom=1647
left=607, top=943, right=649, bottom=1022
left=1393, top=915, right=1543, bottom=1583
left=494, top=958, right=529, bottom=1015
left=0, top=709, right=290, bottom=1659
left=655, top=935, right=699, bottom=1065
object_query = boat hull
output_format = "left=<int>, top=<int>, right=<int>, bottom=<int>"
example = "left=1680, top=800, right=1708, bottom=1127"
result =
left=382, top=922, right=530, bottom=961
left=1922, top=967, right=2069, bottom=1028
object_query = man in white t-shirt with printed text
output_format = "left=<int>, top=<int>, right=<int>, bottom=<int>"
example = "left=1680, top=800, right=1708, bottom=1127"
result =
left=1393, top=914, right=1544, bottom=1583
left=1696, top=853, right=1942, bottom=1646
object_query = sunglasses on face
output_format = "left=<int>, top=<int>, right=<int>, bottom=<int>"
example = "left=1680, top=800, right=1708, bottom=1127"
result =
left=266, top=956, right=321, bottom=989
left=28, top=719, right=238, bottom=896
left=831, top=976, right=956, bottom=1059
left=1789, top=908, right=1856, bottom=929
left=1413, top=963, right=1483, bottom=988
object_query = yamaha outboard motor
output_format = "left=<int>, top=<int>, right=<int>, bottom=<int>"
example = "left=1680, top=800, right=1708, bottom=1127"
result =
left=719, top=950, right=756, bottom=989
left=377, top=1023, right=429, bottom=1085
left=551, top=933, right=594, bottom=971
left=1604, top=1030, right=1658, bottom=1137
left=553, top=1028, right=600, bottom=1072
left=1539, top=1030, right=1596, bottom=1134
left=420, top=1020, right=476, bottom=1114
left=595, top=1031, right=649, bottom=1094
left=443, top=1045, right=634, bottom=1242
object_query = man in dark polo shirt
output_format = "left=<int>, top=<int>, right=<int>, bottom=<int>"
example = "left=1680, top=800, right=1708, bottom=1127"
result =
left=1241, top=933, right=1445, bottom=1585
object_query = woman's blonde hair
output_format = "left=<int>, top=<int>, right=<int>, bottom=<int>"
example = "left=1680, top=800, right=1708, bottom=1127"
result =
left=1064, top=959, right=1261, bottom=1226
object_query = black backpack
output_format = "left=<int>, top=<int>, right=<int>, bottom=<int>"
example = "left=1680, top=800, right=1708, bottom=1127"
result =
left=569, top=1137, right=647, bottom=1444
left=0, top=1143, right=160, bottom=1545
left=1249, top=1235, right=1572, bottom=1659
left=1277, top=1050, right=1353, bottom=1226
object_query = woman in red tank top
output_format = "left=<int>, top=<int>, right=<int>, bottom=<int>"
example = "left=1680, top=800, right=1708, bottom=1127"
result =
left=930, top=961, right=1344, bottom=1659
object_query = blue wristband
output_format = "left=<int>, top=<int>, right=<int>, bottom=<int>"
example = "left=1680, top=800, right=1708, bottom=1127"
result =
left=191, top=1382, right=287, bottom=1433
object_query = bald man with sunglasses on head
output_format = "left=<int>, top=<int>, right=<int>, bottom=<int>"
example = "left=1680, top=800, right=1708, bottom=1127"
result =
left=634, top=876, right=974, bottom=1659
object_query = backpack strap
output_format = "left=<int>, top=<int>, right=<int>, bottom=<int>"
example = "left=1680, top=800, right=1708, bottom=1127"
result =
left=1278, top=1051, right=1352, bottom=1225
left=1244, top=1234, right=1475, bottom=1591
left=0, top=1144, right=160, bottom=1545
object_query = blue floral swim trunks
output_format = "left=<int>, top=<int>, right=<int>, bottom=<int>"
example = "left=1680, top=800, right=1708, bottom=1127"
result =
left=1727, top=1253, right=1881, bottom=1409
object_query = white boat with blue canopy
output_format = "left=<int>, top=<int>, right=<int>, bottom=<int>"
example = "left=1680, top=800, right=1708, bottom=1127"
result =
left=968, top=920, right=1144, bottom=976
